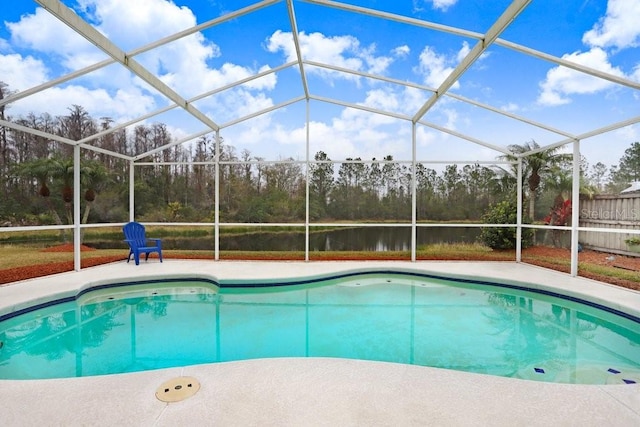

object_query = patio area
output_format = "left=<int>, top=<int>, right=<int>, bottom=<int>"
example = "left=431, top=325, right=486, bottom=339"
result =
left=1, top=260, right=639, bottom=426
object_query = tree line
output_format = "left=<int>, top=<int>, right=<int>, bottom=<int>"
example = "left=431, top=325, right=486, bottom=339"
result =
left=1, top=82, right=639, bottom=227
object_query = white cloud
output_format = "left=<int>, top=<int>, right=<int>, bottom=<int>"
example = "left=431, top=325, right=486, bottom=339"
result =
left=500, top=102, right=520, bottom=113
left=222, top=83, right=472, bottom=162
left=393, top=45, right=410, bottom=58
left=10, top=85, right=156, bottom=119
left=360, top=44, right=393, bottom=75
left=308, top=120, right=358, bottom=158
left=582, top=0, right=640, bottom=49
left=311, top=111, right=408, bottom=159
left=417, top=46, right=450, bottom=88
left=537, top=48, right=626, bottom=106
left=633, top=64, right=640, bottom=85
left=442, top=108, right=458, bottom=129
left=612, top=123, right=638, bottom=142
left=3, top=0, right=277, bottom=129
left=416, top=43, right=469, bottom=89
left=0, top=53, right=49, bottom=91
left=361, top=88, right=400, bottom=114
left=267, top=30, right=360, bottom=69
left=6, top=7, right=102, bottom=71
left=415, top=125, right=438, bottom=148
left=74, top=0, right=274, bottom=100
left=230, top=94, right=416, bottom=161
left=290, top=87, right=437, bottom=159
left=227, top=112, right=283, bottom=151
left=76, top=0, right=196, bottom=46
left=413, top=0, right=458, bottom=12
left=431, top=0, right=458, bottom=11
left=162, top=59, right=277, bottom=100
left=538, top=0, right=640, bottom=107
left=456, top=41, right=471, bottom=63
left=221, top=90, right=274, bottom=123
left=266, top=30, right=400, bottom=81
left=348, top=85, right=430, bottom=119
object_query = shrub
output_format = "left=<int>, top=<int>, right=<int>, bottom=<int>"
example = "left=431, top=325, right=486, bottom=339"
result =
left=625, top=237, right=640, bottom=246
left=479, top=200, right=533, bottom=250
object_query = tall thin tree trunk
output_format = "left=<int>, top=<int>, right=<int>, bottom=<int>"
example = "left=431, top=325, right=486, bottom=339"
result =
left=528, top=191, right=536, bottom=220
left=45, top=198, right=64, bottom=225
left=43, top=197, right=67, bottom=241
left=82, top=202, right=92, bottom=224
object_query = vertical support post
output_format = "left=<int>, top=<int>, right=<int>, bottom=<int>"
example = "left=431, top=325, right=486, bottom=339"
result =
left=570, top=139, right=581, bottom=276
left=516, top=158, right=523, bottom=262
left=411, top=123, right=417, bottom=262
left=214, top=129, right=220, bottom=261
left=74, top=145, right=81, bottom=271
left=305, top=99, right=310, bottom=261
left=129, top=160, right=135, bottom=222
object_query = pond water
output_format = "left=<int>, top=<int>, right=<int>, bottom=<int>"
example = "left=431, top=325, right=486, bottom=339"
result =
left=91, top=226, right=483, bottom=251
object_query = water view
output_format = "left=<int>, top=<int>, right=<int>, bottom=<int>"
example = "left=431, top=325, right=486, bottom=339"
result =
left=90, top=226, right=483, bottom=252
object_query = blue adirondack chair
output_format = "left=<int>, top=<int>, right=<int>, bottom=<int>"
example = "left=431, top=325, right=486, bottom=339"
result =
left=123, top=221, right=163, bottom=265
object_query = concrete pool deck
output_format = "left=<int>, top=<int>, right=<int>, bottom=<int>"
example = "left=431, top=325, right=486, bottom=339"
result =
left=1, top=260, right=639, bottom=426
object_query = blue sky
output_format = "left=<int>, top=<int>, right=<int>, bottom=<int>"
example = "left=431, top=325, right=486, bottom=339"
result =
left=0, top=0, right=639, bottom=174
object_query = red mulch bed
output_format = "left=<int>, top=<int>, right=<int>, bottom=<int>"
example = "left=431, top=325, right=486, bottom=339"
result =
left=0, top=256, right=126, bottom=284
left=522, top=246, right=640, bottom=291
left=1, top=244, right=638, bottom=291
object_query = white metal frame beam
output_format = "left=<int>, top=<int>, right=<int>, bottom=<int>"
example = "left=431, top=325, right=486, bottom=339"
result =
left=310, top=94, right=511, bottom=160
left=571, top=140, right=581, bottom=276
left=0, top=0, right=281, bottom=109
left=0, top=119, right=133, bottom=160
left=412, top=0, right=533, bottom=123
left=133, top=96, right=305, bottom=161
left=7, top=0, right=634, bottom=164
left=523, top=115, right=640, bottom=157
left=35, top=0, right=220, bottom=132
left=79, top=61, right=298, bottom=159
left=2, top=0, right=633, bottom=164
left=303, top=0, right=483, bottom=40
left=496, top=39, right=640, bottom=91
left=2, top=0, right=638, bottom=278
left=305, top=60, right=577, bottom=140
left=286, top=0, right=310, bottom=99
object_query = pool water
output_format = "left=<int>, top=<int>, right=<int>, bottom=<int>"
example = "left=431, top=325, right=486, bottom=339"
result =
left=1, top=272, right=639, bottom=384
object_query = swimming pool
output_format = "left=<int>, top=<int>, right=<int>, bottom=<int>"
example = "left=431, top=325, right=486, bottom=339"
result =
left=1, top=270, right=639, bottom=384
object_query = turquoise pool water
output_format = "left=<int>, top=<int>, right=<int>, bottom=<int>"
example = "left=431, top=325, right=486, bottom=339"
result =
left=1, top=272, right=639, bottom=384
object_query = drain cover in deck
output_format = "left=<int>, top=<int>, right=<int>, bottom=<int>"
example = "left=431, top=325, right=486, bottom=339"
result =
left=155, top=376, right=201, bottom=402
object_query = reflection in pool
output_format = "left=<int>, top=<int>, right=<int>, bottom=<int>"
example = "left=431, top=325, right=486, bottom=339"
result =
left=1, top=272, right=639, bottom=384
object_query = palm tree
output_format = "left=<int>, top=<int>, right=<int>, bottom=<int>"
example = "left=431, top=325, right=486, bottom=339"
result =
left=49, top=157, right=75, bottom=225
left=545, top=165, right=573, bottom=208
left=80, top=159, right=109, bottom=224
left=501, top=140, right=572, bottom=221
left=16, top=157, right=64, bottom=226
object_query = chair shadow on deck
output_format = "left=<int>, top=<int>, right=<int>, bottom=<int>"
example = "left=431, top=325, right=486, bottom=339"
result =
left=123, top=221, right=163, bottom=265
